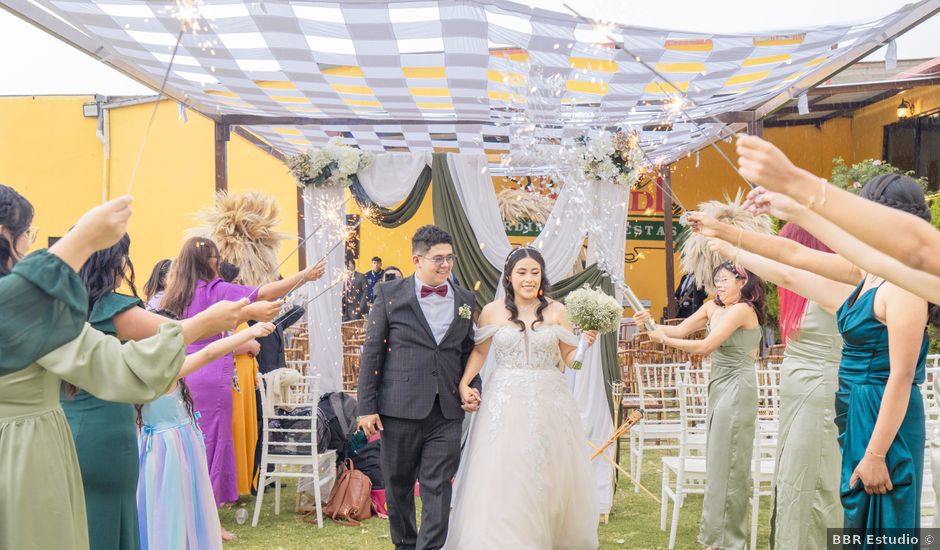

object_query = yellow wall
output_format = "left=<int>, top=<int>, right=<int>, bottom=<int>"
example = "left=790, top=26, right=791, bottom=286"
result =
left=0, top=96, right=104, bottom=248
left=1, top=96, right=302, bottom=284
left=348, top=188, right=434, bottom=276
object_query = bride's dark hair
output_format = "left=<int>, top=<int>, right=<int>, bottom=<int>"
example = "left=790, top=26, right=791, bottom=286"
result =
left=502, top=247, right=551, bottom=332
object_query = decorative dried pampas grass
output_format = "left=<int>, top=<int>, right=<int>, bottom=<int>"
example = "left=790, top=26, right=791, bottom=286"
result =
left=188, top=191, right=289, bottom=287
left=679, top=190, right=773, bottom=294
left=496, top=188, right=555, bottom=226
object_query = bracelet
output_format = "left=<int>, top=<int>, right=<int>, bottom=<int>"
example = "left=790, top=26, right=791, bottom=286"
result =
left=866, top=448, right=886, bottom=459
left=818, top=178, right=828, bottom=207
left=736, top=227, right=744, bottom=249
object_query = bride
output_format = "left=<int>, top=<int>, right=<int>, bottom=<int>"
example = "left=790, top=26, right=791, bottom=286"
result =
left=444, top=246, right=599, bottom=550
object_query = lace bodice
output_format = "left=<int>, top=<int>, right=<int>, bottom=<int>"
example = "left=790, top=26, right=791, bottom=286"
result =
left=475, top=324, right=579, bottom=371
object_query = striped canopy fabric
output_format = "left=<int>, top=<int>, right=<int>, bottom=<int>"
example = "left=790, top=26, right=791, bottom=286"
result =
left=6, top=0, right=935, bottom=161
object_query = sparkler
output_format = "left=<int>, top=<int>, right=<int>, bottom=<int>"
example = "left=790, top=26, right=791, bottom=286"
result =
left=126, top=0, right=211, bottom=196
left=562, top=3, right=756, bottom=190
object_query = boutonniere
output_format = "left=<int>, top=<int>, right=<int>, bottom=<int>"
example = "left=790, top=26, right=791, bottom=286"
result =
left=458, top=304, right=472, bottom=320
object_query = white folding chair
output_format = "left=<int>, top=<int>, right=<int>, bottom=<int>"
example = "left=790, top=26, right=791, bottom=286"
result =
left=751, top=363, right=781, bottom=550
left=661, top=370, right=709, bottom=549
left=631, top=362, right=686, bottom=492
left=922, top=356, right=940, bottom=525
left=252, top=373, right=335, bottom=528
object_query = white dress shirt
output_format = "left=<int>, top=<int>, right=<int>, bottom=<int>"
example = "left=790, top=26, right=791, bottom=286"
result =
left=414, top=274, right=455, bottom=345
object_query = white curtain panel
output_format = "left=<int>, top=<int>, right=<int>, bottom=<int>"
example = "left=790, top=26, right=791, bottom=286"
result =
left=302, top=184, right=346, bottom=394
left=355, top=151, right=431, bottom=207
left=446, top=153, right=513, bottom=269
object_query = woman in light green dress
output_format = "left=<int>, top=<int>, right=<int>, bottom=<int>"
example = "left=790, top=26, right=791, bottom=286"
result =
left=694, top=220, right=852, bottom=549
left=636, top=261, right=765, bottom=550
left=0, top=187, right=245, bottom=550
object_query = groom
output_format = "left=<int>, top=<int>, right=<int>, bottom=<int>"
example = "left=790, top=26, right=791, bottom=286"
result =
left=357, top=225, right=480, bottom=550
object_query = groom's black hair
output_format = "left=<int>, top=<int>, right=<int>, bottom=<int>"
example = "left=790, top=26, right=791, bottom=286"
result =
left=412, top=224, right=453, bottom=255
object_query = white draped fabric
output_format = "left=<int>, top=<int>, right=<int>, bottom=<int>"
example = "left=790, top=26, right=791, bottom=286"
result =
left=447, top=155, right=622, bottom=514
left=356, top=152, right=430, bottom=207
left=446, top=154, right=513, bottom=269
left=302, top=184, right=346, bottom=394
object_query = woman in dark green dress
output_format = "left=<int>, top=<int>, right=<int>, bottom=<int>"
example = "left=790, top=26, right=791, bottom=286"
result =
left=62, top=235, right=152, bottom=550
left=61, top=234, right=267, bottom=550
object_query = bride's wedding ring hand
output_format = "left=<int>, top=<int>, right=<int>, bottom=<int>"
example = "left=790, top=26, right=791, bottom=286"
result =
left=582, top=330, right=598, bottom=347
left=460, top=385, right=481, bottom=413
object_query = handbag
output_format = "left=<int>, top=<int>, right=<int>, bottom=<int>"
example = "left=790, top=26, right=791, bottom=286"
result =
left=308, top=458, right=373, bottom=526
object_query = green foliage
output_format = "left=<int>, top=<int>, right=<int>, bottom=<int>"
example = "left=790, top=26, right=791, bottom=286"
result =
left=830, top=157, right=928, bottom=194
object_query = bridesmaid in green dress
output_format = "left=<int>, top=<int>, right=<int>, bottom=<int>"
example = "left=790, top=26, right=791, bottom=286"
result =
left=699, top=173, right=936, bottom=542
left=0, top=189, right=246, bottom=550
left=636, top=261, right=765, bottom=550
left=697, top=219, right=849, bottom=549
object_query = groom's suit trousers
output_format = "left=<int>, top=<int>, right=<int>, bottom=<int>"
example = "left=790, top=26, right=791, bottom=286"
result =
left=381, top=397, right=462, bottom=550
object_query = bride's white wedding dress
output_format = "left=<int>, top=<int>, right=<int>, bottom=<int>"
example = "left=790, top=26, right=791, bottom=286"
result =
left=444, top=324, right=599, bottom=550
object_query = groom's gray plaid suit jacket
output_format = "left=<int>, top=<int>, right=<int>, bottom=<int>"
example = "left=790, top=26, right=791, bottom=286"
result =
left=357, top=275, right=478, bottom=420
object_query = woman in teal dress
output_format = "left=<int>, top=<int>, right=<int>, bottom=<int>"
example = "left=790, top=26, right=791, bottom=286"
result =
left=710, top=173, right=935, bottom=541
left=0, top=187, right=247, bottom=550
left=636, top=261, right=766, bottom=550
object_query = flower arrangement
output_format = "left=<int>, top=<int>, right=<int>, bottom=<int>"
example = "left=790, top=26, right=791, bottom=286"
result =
left=830, top=157, right=927, bottom=193
left=570, top=129, right=644, bottom=187
left=286, top=137, right=374, bottom=189
left=564, top=285, right=623, bottom=369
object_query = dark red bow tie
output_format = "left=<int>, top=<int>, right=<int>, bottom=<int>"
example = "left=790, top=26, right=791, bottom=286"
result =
left=421, top=284, right=448, bottom=298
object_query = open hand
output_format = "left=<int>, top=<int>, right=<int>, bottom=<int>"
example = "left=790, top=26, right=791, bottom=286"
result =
left=303, top=259, right=327, bottom=282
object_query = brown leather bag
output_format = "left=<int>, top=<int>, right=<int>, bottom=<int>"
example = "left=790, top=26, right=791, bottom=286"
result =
left=310, top=458, right=373, bottom=526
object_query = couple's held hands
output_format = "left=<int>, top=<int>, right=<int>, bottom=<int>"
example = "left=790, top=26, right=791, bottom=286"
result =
left=460, top=384, right=481, bottom=413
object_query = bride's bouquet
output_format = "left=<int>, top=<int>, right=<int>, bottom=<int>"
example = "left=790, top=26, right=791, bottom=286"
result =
left=564, top=286, right=622, bottom=369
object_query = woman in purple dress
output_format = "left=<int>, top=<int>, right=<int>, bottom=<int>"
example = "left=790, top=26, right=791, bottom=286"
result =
left=159, top=238, right=324, bottom=519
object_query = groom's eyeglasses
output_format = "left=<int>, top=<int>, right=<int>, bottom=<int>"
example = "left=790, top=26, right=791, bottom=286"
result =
left=420, top=254, right=456, bottom=266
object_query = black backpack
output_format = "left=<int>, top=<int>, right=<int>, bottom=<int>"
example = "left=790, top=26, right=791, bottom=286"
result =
left=318, top=392, right=358, bottom=451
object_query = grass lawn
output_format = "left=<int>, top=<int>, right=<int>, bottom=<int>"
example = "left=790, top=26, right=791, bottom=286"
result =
left=219, top=450, right=772, bottom=549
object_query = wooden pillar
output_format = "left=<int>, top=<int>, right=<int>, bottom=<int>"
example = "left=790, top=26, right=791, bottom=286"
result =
left=747, top=118, right=764, bottom=138
left=296, top=187, right=307, bottom=270
left=214, top=121, right=229, bottom=192
left=662, top=168, right=678, bottom=320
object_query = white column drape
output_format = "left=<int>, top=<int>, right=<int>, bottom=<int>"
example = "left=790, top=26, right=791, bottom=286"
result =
left=302, top=184, right=345, bottom=394
left=356, top=152, right=430, bottom=207
left=447, top=154, right=618, bottom=514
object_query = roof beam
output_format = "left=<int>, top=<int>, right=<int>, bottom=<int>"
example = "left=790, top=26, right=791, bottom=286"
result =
left=753, top=0, right=940, bottom=119
left=219, top=115, right=497, bottom=127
